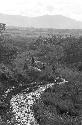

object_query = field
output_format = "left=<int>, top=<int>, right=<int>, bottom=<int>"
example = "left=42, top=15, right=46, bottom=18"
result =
left=0, top=27, right=82, bottom=124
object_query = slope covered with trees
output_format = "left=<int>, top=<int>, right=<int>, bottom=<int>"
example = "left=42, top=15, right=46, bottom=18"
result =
left=0, top=28, right=82, bottom=124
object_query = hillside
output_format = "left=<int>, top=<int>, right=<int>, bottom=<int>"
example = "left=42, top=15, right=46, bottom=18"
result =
left=0, top=13, right=82, bottom=29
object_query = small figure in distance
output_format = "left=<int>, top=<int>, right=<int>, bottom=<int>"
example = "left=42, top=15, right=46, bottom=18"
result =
left=31, top=56, right=34, bottom=64
left=31, top=56, right=35, bottom=66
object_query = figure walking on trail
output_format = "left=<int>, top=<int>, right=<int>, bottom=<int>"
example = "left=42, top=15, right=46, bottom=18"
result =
left=31, top=56, right=35, bottom=67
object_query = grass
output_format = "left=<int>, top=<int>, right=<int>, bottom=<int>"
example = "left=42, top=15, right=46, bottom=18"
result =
left=0, top=27, right=82, bottom=124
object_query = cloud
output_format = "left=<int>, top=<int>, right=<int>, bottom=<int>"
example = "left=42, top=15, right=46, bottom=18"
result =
left=0, top=0, right=82, bottom=21
left=46, top=5, right=55, bottom=12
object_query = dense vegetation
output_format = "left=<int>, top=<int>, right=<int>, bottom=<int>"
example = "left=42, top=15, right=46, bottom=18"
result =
left=0, top=28, right=82, bottom=124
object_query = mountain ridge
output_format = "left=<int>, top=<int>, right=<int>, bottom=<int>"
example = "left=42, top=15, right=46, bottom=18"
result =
left=0, top=13, right=82, bottom=29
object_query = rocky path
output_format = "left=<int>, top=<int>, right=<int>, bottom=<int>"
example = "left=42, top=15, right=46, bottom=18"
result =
left=10, top=82, right=55, bottom=125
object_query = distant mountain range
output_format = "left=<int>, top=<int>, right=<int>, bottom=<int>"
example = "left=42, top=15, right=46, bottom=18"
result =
left=0, top=13, right=82, bottom=29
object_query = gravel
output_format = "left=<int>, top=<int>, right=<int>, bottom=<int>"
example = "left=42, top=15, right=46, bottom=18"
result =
left=10, top=83, right=55, bottom=125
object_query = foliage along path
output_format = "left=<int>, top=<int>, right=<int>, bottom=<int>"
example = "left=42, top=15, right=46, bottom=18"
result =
left=10, top=82, right=55, bottom=125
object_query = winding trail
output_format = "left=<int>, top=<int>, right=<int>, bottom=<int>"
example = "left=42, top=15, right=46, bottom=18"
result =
left=10, top=82, right=55, bottom=125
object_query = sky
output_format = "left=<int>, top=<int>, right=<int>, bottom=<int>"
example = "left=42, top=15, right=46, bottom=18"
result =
left=0, top=0, right=82, bottom=21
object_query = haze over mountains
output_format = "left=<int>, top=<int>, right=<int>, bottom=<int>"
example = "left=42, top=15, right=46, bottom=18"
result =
left=0, top=13, right=82, bottom=29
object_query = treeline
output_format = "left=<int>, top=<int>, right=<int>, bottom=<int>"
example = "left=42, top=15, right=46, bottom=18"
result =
left=29, top=35, right=82, bottom=80
left=0, top=33, right=82, bottom=124
left=0, top=34, right=82, bottom=92
left=31, top=35, right=82, bottom=125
